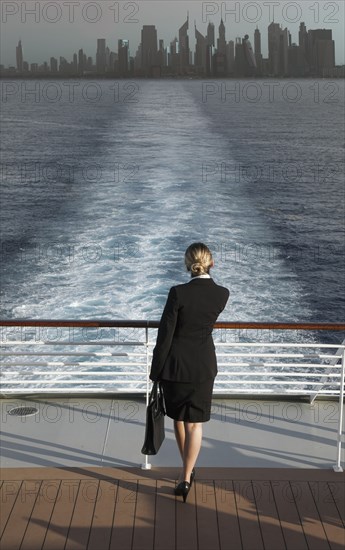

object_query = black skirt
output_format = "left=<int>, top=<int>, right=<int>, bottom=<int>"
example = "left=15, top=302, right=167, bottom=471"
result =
left=160, top=378, right=215, bottom=423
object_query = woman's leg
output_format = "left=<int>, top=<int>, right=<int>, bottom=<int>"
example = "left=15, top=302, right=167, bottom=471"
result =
left=174, top=420, right=185, bottom=460
left=174, top=421, right=202, bottom=482
left=182, top=422, right=202, bottom=482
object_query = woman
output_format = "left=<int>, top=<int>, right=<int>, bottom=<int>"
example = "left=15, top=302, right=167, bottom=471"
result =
left=150, top=242, right=229, bottom=502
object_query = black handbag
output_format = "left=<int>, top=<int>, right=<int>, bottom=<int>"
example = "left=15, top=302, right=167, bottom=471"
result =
left=141, top=381, right=166, bottom=455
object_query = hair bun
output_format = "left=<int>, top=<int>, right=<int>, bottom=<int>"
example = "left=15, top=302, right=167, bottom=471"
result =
left=191, top=262, right=204, bottom=275
left=185, top=243, right=213, bottom=275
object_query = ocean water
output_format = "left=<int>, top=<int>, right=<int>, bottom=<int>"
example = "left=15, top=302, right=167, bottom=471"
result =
left=0, top=79, right=344, bottom=390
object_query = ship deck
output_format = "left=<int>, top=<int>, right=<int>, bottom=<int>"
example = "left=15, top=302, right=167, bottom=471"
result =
left=1, top=465, right=344, bottom=550
left=0, top=395, right=344, bottom=549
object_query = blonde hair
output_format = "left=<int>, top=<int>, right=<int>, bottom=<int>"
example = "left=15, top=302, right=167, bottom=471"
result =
left=185, top=242, right=213, bottom=276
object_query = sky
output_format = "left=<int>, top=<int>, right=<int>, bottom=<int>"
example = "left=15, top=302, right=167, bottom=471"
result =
left=1, top=0, right=344, bottom=67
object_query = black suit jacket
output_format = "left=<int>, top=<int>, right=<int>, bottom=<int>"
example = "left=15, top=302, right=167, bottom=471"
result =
left=150, top=278, right=230, bottom=383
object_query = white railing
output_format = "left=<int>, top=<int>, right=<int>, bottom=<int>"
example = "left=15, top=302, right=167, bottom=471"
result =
left=1, top=320, right=344, bottom=471
left=1, top=321, right=344, bottom=397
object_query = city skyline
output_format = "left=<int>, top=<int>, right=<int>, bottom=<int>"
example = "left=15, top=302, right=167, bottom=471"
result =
left=3, top=16, right=342, bottom=79
left=1, top=1, right=345, bottom=67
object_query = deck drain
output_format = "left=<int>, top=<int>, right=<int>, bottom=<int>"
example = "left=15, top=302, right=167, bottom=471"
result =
left=7, top=406, right=39, bottom=417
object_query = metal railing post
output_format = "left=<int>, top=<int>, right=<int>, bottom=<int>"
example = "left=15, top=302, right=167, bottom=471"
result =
left=141, top=325, right=152, bottom=470
left=310, top=337, right=345, bottom=404
left=333, top=350, right=345, bottom=472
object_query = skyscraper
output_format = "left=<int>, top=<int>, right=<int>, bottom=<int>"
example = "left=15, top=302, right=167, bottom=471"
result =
left=169, top=37, right=179, bottom=71
left=205, top=22, right=215, bottom=75
left=226, top=41, right=235, bottom=74
left=254, top=27, right=261, bottom=55
left=299, top=22, right=308, bottom=64
left=217, top=19, right=226, bottom=55
left=78, top=49, right=84, bottom=75
left=194, top=23, right=207, bottom=74
left=73, top=53, right=78, bottom=73
left=292, top=22, right=308, bottom=75
left=235, top=37, right=245, bottom=76
left=179, top=15, right=190, bottom=73
left=268, top=22, right=280, bottom=75
left=254, top=27, right=263, bottom=75
left=242, top=34, right=257, bottom=76
left=118, top=39, right=129, bottom=75
left=288, top=43, right=306, bottom=76
left=16, top=40, right=23, bottom=72
left=96, top=39, right=106, bottom=74
left=50, top=57, right=58, bottom=73
left=134, top=44, right=142, bottom=71
left=141, top=25, right=158, bottom=75
left=308, top=29, right=335, bottom=75
left=280, top=27, right=289, bottom=76
left=109, top=51, right=117, bottom=73
left=207, top=23, right=215, bottom=48
left=59, top=57, right=68, bottom=73
left=268, top=23, right=288, bottom=76
left=315, top=40, right=335, bottom=73
left=157, top=39, right=166, bottom=68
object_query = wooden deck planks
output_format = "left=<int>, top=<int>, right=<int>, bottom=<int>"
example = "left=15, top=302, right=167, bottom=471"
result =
left=271, top=480, right=308, bottom=550
left=132, top=479, right=156, bottom=550
left=175, top=481, right=198, bottom=550
left=87, top=479, right=118, bottom=550
left=309, top=481, right=345, bottom=550
left=0, top=480, right=41, bottom=550
left=293, top=481, right=331, bottom=550
left=64, top=479, right=100, bottom=550
left=214, top=479, right=243, bottom=550
left=0, top=480, right=22, bottom=538
left=328, top=481, right=345, bottom=528
left=252, top=481, right=286, bottom=550
left=195, top=480, right=220, bottom=550
left=154, top=479, right=176, bottom=550
left=0, top=468, right=343, bottom=550
left=233, top=480, right=265, bottom=550
left=109, top=478, right=137, bottom=550
left=42, top=479, right=80, bottom=550
left=20, top=480, right=61, bottom=550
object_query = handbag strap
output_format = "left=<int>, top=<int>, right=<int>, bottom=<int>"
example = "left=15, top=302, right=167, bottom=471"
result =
left=149, top=381, right=158, bottom=404
left=149, top=381, right=166, bottom=414
left=158, top=381, right=166, bottom=415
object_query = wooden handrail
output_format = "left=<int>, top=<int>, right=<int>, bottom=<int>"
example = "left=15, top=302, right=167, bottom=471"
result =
left=0, top=320, right=344, bottom=330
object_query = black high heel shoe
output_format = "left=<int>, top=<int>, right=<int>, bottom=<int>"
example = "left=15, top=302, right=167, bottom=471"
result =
left=174, top=481, right=191, bottom=503
left=190, top=468, right=196, bottom=486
